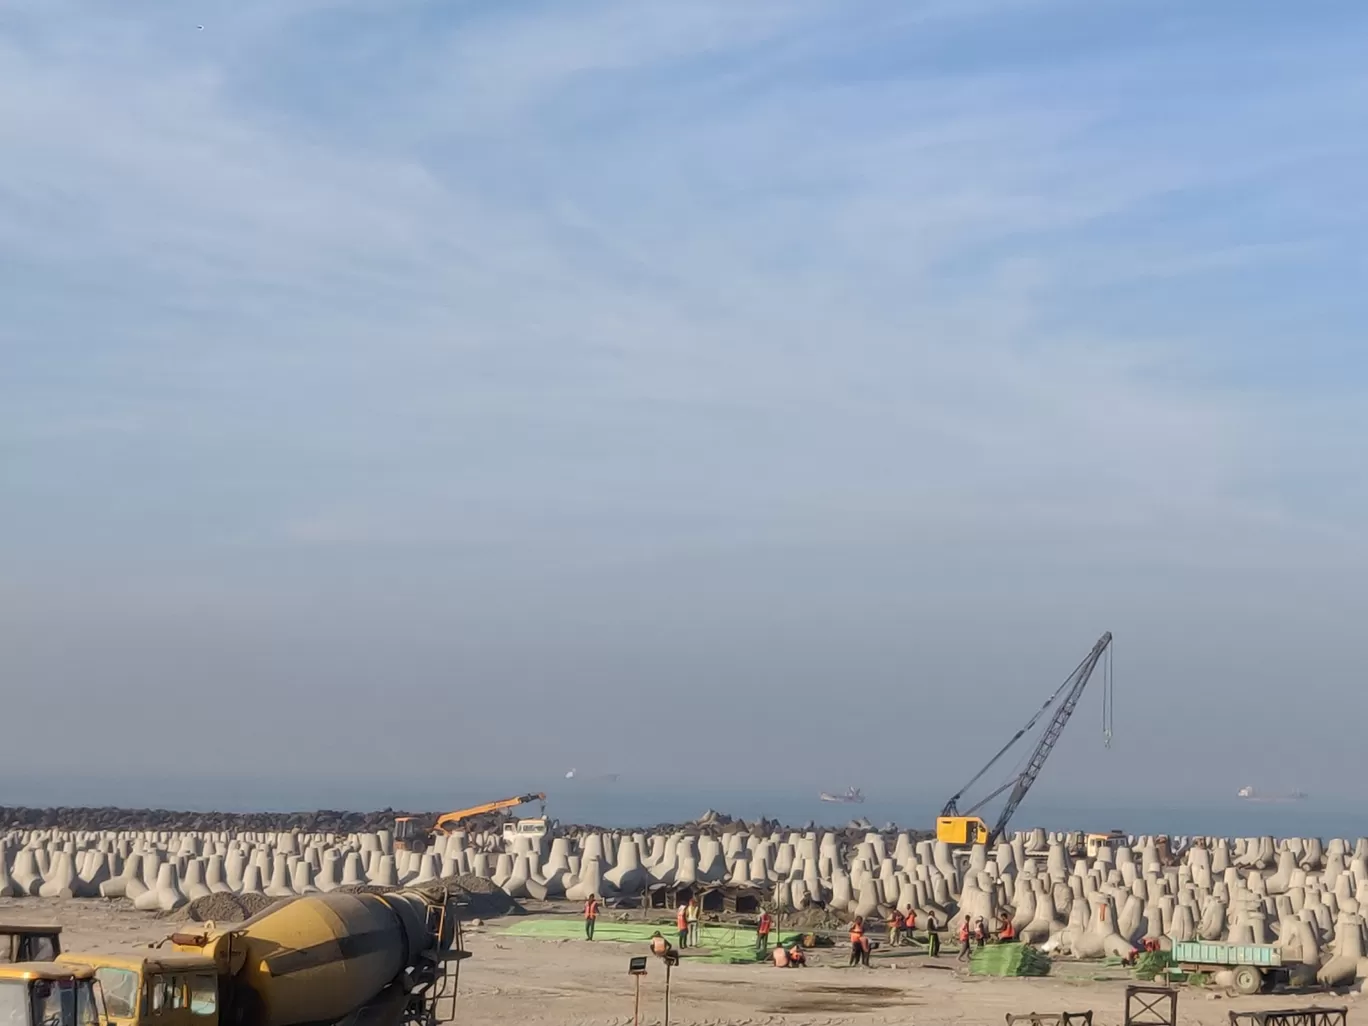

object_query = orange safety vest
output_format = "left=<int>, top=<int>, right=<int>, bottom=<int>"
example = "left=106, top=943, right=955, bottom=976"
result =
left=1001, top=919, right=1016, bottom=940
left=758, top=913, right=772, bottom=935
left=849, top=922, right=865, bottom=944
left=905, top=911, right=917, bottom=930
left=650, top=935, right=668, bottom=955
left=677, top=907, right=688, bottom=930
left=958, top=921, right=970, bottom=942
left=889, top=912, right=903, bottom=930
left=585, top=899, right=598, bottom=920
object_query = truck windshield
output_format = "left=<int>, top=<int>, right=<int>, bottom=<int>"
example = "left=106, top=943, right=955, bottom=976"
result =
left=74, top=983, right=100, bottom=1026
left=0, top=981, right=28, bottom=1026
left=32, top=980, right=70, bottom=1026
left=93, top=970, right=136, bottom=1019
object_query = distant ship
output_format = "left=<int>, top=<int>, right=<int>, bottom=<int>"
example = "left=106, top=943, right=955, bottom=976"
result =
left=1238, top=786, right=1308, bottom=803
left=819, top=787, right=865, bottom=804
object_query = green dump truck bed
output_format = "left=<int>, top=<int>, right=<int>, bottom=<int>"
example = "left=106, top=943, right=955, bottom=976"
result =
left=1170, top=941, right=1282, bottom=967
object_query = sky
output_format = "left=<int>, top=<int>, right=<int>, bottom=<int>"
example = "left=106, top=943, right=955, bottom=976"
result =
left=3, top=0, right=1367, bottom=817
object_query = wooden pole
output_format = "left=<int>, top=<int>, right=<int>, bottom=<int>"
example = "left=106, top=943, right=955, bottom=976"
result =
left=663, top=960, right=672, bottom=1026
left=632, top=973, right=640, bottom=1026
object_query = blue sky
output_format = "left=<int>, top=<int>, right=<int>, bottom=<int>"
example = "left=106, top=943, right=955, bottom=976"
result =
left=3, top=0, right=1367, bottom=811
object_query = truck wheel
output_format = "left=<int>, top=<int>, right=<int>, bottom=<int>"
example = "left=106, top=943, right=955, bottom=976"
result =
left=1234, top=966, right=1261, bottom=995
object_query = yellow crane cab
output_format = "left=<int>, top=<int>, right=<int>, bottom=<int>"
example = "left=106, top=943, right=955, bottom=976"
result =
left=56, top=953, right=219, bottom=1026
left=0, top=962, right=104, bottom=1026
left=935, top=816, right=990, bottom=846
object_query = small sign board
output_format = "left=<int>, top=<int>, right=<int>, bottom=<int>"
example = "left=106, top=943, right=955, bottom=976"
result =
left=628, top=956, right=649, bottom=976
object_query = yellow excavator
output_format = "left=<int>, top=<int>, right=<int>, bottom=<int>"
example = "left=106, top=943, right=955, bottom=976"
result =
left=936, top=632, right=1114, bottom=847
left=394, top=792, right=546, bottom=852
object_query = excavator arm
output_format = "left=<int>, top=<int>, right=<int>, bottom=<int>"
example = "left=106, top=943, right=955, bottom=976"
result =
left=432, top=792, right=546, bottom=834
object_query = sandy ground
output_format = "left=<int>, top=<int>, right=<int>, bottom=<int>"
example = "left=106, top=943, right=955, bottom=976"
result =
left=3, top=899, right=1356, bottom=1026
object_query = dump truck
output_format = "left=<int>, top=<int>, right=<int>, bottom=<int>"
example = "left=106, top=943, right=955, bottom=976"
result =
left=58, top=886, right=469, bottom=1026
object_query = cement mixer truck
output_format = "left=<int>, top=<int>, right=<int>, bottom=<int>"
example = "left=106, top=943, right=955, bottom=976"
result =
left=55, top=887, right=468, bottom=1026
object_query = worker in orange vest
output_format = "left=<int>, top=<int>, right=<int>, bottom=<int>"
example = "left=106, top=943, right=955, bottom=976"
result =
left=583, top=894, right=599, bottom=941
left=998, top=911, right=1016, bottom=943
left=676, top=900, right=689, bottom=949
left=905, top=906, right=918, bottom=939
left=755, top=909, right=773, bottom=957
left=849, top=916, right=870, bottom=967
left=957, top=916, right=972, bottom=961
left=887, top=908, right=904, bottom=947
left=650, top=930, right=673, bottom=957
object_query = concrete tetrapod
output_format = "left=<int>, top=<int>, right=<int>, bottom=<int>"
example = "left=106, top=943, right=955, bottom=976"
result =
left=564, top=857, right=603, bottom=903
left=1318, top=911, right=1365, bottom=986
left=264, top=854, right=294, bottom=898
left=182, top=859, right=212, bottom=901
left=205, top=854, right=232, bottom=894
left=603, top=838, right=646, bottom=893
left=290, top=860, right=319, bottom=895
left=38, top=851, right=77, bottom=899
left=334, top=852, right=361, bottom=887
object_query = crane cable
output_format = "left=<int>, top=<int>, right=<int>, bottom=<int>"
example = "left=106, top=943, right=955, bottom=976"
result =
left=1102, top=638, right=1114, bottom=748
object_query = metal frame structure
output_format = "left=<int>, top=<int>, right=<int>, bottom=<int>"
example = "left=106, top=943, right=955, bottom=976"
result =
left=1123, top=986, right=1178, bottom=1026
left=1228, top=1010, right=1348, bottom=1026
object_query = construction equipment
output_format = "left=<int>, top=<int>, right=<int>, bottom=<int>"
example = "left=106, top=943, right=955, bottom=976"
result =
left=58, top=886, right=470, bottom=1026
left=0, top=961, right=104, bottom=1026
left=0, top=924, right=61, bottom=963
left=395, top=792, right=546, bottom=852
left=1168, top=940, right=1288, bottom=995
left=937, top=631, right=1114, bottom=847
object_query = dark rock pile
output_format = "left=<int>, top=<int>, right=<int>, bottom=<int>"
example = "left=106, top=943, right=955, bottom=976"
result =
left=0, top=807, right=438, bottom=833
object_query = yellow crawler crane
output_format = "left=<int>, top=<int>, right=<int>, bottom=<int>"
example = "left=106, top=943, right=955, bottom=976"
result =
left=936, top=632, right=1114, bottom=847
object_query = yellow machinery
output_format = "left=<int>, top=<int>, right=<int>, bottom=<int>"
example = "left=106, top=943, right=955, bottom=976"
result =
left=935, top=632, right=1115, bottom=847
left=934, top=816, right=989, bottom=846
left=60, top=887, right=469, bottom=1026
left=395, top=792, right=546, bottom=852
left=0, top=961, right=103, bottom=1026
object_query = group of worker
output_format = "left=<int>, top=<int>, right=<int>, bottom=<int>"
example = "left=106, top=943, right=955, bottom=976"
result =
left=955, top=911, right=1017, bottom=961
left=587, top=894, right=1018, bottom=968
left=586, top=894, right=702, bottom=949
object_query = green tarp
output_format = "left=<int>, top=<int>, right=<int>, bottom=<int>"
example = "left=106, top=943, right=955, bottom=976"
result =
left=499, top=919, right=804, bottom=964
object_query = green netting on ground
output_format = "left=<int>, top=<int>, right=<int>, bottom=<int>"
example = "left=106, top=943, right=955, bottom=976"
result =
left=1132, top=950, right=1174, bottom=980
left=499, top=920, right=804, bottom=963
left=969, top=942, right=1052, bottom=977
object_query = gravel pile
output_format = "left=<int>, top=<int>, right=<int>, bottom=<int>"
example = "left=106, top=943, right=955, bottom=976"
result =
left=158, top=893, right=285, bottom=923
left=339, top=874, right=521, bottom=920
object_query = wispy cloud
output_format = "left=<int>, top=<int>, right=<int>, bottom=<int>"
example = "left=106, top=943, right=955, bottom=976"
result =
left=4, top=0, right=1368, bottom=784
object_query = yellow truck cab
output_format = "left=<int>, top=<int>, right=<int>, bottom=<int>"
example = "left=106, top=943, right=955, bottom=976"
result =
left=0, top=961, right=104, bottom=1026
left=56, top=954, right=218, bottom=1026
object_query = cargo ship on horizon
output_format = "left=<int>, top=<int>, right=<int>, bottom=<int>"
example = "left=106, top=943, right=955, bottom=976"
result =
left=1238, top=786, right=1308, bottom=804
left=819, top=787, right=865, bottom=804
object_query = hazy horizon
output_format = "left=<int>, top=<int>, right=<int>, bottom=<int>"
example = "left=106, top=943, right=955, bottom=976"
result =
left=5, top=1, right=1367, bottom=815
